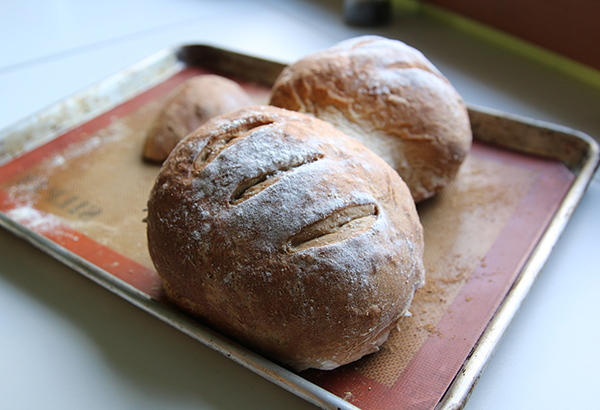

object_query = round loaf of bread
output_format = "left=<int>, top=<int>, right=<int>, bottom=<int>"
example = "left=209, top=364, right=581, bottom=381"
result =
left=146, top=105, right=425, bottom=371
left=269, top=35, right=472, bottom=202
left=143, top=74, right=254, bottom=162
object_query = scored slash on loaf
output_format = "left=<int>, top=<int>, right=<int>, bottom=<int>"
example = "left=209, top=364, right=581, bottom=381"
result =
left=146, top=35, right=472, bottom=371
left=146, top=106, right=425, bottom=371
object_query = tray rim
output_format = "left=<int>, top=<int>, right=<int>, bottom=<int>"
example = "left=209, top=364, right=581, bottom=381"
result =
left=435, top=104, right=599, bottom=410
left=0, top=43, right=598, bottom=410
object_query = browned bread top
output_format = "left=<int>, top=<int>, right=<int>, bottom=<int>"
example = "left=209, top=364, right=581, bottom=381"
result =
left=146, top=105, right=425, bottom=371
left=269, top=35, right=472, bottom=202
left=143, top=74, right=254, bottom=163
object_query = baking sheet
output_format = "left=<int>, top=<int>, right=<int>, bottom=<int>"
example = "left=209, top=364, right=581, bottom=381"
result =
left=0, top=45, right=598, bottom=410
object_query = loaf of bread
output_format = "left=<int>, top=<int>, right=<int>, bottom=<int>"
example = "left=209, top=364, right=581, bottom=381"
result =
left=143, top=74, right=254, bottom=162
left=269, top=35, right=472, bottom=202
left=146, top=106, right=425, bottom=371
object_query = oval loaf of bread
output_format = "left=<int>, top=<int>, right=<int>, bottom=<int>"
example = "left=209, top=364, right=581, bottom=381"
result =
left=146, top=105, right=425, bottom=371
left=143, top=74, right=254, bottom=162
left=269, top=35, right=472, bottom=202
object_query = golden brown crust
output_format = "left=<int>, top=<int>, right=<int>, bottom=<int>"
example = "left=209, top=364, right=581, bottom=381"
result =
left=269, top=35, right=472, bottom=202
left=146, top=106, right=425, bottom=371
left=143, top=74, right=254, bottom=163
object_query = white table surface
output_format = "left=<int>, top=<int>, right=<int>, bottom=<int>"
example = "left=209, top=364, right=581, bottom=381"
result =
left=1, top=1, right=599, bottom=409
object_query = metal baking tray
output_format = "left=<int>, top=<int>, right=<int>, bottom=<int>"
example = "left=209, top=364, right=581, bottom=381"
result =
left=0, top=45, right=598, bottom=410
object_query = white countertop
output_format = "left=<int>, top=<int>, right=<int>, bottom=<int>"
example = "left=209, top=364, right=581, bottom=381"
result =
left=1, top=1, right=599, bottom=409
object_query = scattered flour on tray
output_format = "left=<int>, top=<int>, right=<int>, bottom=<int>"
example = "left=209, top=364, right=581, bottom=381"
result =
left=6, top=204, right=79, bottom=242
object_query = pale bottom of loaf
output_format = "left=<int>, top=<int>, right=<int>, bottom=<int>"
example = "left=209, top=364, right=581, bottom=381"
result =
left=162, top=278, right=413, bottom=371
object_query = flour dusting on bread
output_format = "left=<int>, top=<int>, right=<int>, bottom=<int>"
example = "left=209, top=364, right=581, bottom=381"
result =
left=270, top=35, right=472, bottom=202
left=146, top=106, right=425, bottom=371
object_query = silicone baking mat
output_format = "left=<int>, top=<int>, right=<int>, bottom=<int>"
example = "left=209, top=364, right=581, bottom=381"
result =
left=0, top=66, right=575, bottom=410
